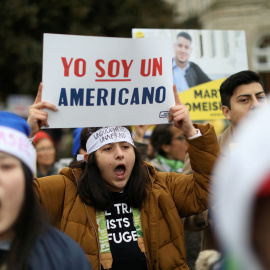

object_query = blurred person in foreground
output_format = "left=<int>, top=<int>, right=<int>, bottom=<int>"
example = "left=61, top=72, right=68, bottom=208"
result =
left=212, top=99, right=270, bottom=270
left=33, top=130, right=58, bottom=177
left=0, top=112, right=92, bottom=270
left=182, top=70, right=267, bottom=252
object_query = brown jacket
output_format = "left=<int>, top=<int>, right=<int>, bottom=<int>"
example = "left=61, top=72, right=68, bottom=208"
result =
left=182, top=125, right=233, bottom=250
left=33, top=124, right=219, bottom=270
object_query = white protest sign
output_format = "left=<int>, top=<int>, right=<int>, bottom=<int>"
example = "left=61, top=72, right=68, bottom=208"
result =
left=42, top=33, right=174, bottom=128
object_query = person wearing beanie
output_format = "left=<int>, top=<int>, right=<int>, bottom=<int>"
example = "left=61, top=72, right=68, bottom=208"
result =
left=33, top=130, right=58, bottom=177
left=0, top=111, right=92, bottom=270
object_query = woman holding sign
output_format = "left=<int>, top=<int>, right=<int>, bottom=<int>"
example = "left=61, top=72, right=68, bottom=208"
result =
left=29, top=84, right=219, bottom=270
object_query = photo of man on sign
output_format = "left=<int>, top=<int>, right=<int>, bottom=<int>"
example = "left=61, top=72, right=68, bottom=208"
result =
left=132, top=28, right=249, bottom=121
left=173, top=31, right=211, bottom=93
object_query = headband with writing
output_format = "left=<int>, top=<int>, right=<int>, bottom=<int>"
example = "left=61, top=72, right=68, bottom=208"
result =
left=77, top=127, right=134, bottom=161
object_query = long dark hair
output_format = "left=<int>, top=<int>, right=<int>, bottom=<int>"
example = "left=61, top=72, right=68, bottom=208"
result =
left=7, top=162, right=47, bottom=270
left=70, top=127, right=148, bottom=211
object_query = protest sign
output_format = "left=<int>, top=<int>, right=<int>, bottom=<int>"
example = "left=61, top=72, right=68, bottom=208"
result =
left=42, top=33, right=174, bottom=128
left=132, top=29, right=248, bottom=121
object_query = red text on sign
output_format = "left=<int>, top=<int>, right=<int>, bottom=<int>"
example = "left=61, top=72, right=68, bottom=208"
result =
left=61, top=57, right=86, bottom=77
left=95, top=59, right=133, bottom=81
left=140, top=57, right=162, bottom=77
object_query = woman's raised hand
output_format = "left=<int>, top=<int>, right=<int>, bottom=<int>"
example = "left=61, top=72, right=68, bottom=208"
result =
left=169, top=84, right=197, bottom=138
left=27, top=83, right=58, bottom=138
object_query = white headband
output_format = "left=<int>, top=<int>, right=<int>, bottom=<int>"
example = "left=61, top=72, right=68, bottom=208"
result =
left=77, top=127, right=134, bottom=161
left=0, top=126, right=36, bottom=175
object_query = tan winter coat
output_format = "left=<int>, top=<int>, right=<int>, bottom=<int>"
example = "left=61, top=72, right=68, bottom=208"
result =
left=33, top=124, right=219, bottom=270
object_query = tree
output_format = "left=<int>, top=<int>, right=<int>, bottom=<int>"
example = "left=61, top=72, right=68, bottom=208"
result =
left=0, top=0, right=180, bottom=102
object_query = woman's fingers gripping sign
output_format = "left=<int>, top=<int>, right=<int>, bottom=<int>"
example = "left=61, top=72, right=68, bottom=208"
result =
left=27, top=83, right=58, bottom=138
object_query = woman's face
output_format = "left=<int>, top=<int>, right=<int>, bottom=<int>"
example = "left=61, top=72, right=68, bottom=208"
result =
left=95, top=142, right=136, bottom=192
left=0, top=152, right=25, bottom=241
left=35, top=138, right=55, bottom=166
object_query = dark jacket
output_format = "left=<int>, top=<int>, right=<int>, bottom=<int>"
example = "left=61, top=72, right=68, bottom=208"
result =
left=29, top=227, right=92, bottom=270
left=185, top=62, right=211, bottom=88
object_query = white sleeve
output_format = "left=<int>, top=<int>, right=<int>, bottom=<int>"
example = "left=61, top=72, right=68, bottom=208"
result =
left=188, top=129, right=202, bottom=139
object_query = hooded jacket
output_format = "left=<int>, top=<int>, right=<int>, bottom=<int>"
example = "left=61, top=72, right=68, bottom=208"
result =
left=33, top=124, right=219, bottom=270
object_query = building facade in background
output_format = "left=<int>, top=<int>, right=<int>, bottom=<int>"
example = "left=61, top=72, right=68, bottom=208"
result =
left=166, top=0, right=270, bottom=91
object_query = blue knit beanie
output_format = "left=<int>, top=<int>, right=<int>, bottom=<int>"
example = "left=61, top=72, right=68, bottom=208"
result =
left=0, top=111, right=36, bottom=174
left=72, top=128, right=83, bottom=157
left=0, top=111, right=31, bottom=136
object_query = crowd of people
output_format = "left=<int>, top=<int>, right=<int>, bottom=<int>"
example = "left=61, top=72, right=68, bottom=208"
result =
left=0, top=69, right=269, bottom=270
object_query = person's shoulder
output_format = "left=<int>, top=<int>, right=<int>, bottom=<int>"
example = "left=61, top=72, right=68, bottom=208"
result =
left=189, top=61, right=202, bottom=70
left=59, top=166, right=81, bottom=176
left=144, top=160, right=157, bottom=175
left=148, top=157, right=159, bottom=167
left=35, top=167, right=82, bottom=186
left=147, top=158, right=166, bottom=173
left=217, top=125, right=233, bottom=149
left=42, top=227, right=83, bottom=252
left=143, top=160, right=167, bottom=184
left=30, top=226, right=92, bottom=270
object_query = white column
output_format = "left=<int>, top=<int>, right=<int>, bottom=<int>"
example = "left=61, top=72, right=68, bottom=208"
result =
left=201, top=30, right=212, bottom=58
left=214, top=30, right=225, bottom=58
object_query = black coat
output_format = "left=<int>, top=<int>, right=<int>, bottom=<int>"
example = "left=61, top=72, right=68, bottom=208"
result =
left=185, top=61, right=211, bottom=87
